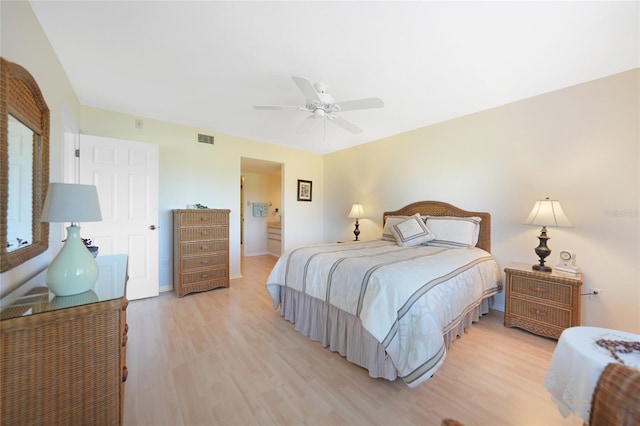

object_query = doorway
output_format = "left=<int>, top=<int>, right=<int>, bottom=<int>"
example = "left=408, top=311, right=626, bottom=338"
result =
left=240, top=158, right=283, bottom=260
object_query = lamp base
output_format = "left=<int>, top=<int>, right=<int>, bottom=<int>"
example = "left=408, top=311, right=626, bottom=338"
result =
left=532, top=264, right=553, bottom=273
left=353, top=219, right=360, bottom=241
left=532, top=225, right=552, bottom=273
left=46, top=225, right=99, bottom=296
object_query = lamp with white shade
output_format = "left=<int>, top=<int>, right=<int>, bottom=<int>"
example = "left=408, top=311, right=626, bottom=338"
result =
left=40, top=183, right=103, bottom=296
left=524, top=197, right=573, bottom=272
left=348, top=202, right=366, bottom=241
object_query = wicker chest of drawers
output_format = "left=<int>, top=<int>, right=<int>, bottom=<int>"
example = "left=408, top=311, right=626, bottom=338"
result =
left=0, top=255, right=129, bottom=426
left=173, top=209, right=230, bottom=297
left=504, top=263, right=583, bottom=339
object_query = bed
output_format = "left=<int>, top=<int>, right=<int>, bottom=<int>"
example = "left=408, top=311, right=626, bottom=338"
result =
left=266, top=201, right=502, bottom=387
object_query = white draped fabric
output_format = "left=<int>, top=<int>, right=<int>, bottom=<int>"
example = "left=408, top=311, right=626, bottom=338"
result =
left=544, top=326, right=640, bottom=423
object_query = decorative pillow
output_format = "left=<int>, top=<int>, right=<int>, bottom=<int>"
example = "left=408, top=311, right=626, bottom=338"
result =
left=390, top=213, right=436, bottom=247
left=381, top=215, right=409, bottom=241
left=423, top=216, right=482, bottom=248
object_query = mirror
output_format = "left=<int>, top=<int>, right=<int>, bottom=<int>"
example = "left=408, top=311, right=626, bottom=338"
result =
left=7, top=115, right=34, bottom=252
left=1, top=58, right=50, bottom=272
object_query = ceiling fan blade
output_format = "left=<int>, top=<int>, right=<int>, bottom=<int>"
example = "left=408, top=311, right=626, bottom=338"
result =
left=296, top=115, right=316, bottom=134
left=254, top=105, right=307, bottom=111
left=292, top=76, right=320, bottom=102
left=329, top=116, right=363, bottom=134
left=336, top=97, right=384, bottom=112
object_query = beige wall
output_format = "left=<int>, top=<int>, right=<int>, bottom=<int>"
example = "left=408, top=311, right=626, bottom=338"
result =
left=80, top=107, right=324, bottom=286
left=324, top=69, right=640, bottom=333
left=1, top=1, right=82, bottom=296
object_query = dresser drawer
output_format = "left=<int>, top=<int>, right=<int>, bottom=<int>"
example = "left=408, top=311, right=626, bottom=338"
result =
left=176, top=211, right=229, bottom=226
left=181, top=267, right=229, bottom=286
left=179, top=226, right=228, bottom=242
left=510, top=275, right=574, bottom=306
left=180, top=278, right=229, bottom=295
left=508, top=296, right=572, bottom=329
left=180, top=254, right=228, bottom=271
left=180, top=240, right=227, bottom=256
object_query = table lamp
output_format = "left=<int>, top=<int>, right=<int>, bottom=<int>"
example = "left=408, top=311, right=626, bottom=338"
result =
left=524, top=197, right=572, bottom=272
left=348, top=202, right=366, bottom=241
left=40, top=183, right=103, bottom=296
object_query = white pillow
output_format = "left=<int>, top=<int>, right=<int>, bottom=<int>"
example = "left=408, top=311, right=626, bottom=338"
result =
left=390, top=213, right=436, bottom=247
left=381, top=215, right=409, bottom=241
left=423, top=216, right=482, bottom=248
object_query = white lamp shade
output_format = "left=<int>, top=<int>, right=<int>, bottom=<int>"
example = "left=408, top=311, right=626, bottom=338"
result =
left=524, top=198, right=573, bottom=227
left=41, top=183, right=102, bottom=223
left=348, top=203, right=366, bottom=219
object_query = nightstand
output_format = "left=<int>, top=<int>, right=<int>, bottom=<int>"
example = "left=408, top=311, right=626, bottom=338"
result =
left=504, top=263, right=583, bottom=339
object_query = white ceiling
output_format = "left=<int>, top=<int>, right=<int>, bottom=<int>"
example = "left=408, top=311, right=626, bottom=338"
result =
left=30, top=1, right=639, bottom=155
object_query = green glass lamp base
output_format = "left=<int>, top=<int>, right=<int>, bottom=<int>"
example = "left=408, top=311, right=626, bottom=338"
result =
left=46, top=225, right=99, bottom=296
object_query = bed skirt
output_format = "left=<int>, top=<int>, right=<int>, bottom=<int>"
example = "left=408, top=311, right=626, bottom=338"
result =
left=278, top=286, right=493, bottom=382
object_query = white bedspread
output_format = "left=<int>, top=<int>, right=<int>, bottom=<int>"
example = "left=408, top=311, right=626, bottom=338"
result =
left=266, top=240, right=502, bottom=387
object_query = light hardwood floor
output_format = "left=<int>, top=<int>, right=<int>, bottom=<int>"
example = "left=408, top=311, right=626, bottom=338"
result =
left=123, top=255, right=583, bottom=426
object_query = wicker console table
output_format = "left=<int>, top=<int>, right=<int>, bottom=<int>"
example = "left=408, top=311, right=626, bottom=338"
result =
left=0, top=255, right=129, bottom=426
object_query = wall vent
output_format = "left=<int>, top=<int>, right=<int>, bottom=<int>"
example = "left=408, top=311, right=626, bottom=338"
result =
left=197, top=133, right=215, bottom=145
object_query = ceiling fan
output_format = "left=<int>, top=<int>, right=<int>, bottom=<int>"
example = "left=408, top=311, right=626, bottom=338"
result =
left=254, top=76, right=384, bottom=135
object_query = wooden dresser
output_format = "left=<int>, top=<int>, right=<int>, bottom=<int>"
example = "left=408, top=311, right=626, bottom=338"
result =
left=504, top=263, right=583, bottom=339
left=0, top=255, right=129, bottom=426
left=267, top=222, right=282, bottom=256
left=173, top=209, right=230, bottom=297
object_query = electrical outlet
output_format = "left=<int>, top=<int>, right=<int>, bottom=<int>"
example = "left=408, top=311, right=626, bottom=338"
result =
left=589, top=288, right=602, bottom=300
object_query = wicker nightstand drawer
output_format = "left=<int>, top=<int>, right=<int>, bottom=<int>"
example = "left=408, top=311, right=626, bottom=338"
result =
left=510, top=275, right=574, bottom=306
left=508, top=296, right=572, bottom=329
left=504, top=263, right=582, bottom=339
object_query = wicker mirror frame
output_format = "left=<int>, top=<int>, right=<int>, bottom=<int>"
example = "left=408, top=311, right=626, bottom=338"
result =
left=1, top=58, right=50, bottom=272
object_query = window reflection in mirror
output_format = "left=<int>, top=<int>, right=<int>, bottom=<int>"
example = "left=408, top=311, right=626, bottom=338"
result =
left=6, top=115, right=34, bottom=252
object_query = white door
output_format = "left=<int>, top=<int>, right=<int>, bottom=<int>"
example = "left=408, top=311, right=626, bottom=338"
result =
left=79, top=134, right=159, bottom=300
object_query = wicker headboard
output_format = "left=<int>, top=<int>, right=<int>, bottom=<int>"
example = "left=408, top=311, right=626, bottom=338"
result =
left=382, top=200, right=491, bottom=252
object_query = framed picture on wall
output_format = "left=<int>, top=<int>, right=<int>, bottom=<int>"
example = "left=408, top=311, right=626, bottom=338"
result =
left=297, top=179, right=312, bottom=202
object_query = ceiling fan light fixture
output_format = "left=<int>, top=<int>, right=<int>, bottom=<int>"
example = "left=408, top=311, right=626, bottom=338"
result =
left=254, top=75, right=384, bottom=135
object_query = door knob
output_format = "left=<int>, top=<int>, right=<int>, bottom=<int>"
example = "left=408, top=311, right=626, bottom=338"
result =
left=149, top=225, right=158, bottom=230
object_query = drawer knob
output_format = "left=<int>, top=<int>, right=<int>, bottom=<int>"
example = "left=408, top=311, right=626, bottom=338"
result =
left=201, top=274, right=210, bottom=279
left=528, top=308, right=547, bottom=317
left=530, top=286, right=547, bottom=293
left=122, top=366, right=129, bottom=382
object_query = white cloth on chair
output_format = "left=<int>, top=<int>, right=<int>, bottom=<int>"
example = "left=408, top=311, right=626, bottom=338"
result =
left=543, top=326, right=640, bottom=424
